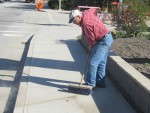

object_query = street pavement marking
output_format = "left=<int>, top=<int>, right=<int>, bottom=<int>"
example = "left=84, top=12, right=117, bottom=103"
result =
left=0, top=31, right=30, bottom=33
left=0, top=25, right=29, bottom=28
left=2, top=34, right=23, bottom=37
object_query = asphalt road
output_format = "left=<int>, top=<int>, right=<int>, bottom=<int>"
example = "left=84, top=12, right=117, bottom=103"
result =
left=0, top=1, right=48, bottom=113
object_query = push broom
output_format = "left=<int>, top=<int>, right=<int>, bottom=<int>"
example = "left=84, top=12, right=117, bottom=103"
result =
left=68, top=50, right=93, bottom=95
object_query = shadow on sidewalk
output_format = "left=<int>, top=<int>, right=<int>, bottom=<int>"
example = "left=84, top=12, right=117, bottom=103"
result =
left=22, top=39, right=86, bottom=89
left=22, top=75, right=78, bottom=89
left=25, top=39, right=86, bottom=71
left=1, top=35, right=33, bottom=113
left=0, top=58, right=20, bottom=88
left=0, top=59, right=19, bottom=70
left=0, top=76, right=13, bottom=87
left=21, top=38, right=132, bottom=113
left=25, top=57, right=83, bottom=71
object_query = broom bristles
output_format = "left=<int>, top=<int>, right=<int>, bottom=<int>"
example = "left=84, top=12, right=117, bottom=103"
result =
left=68, top=83, right=93, bottom=95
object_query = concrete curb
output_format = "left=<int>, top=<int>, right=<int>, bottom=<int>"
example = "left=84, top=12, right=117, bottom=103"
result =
left=81, top=33, right=150, bottom=113
left=107, top=52, right=150, bottom=113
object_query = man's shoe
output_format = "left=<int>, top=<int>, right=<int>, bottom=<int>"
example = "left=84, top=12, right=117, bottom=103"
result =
left=96, top=83, right=105, bottom=88
left=96, top=77, right=106, bottom=88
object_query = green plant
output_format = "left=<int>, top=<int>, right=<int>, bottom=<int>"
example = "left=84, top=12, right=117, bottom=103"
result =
left=48, top=0, right=58, bottom=9
left=145, top=63, right=150, bottom=67
left=111, top=0, right=150, bottom=38
left=137, top=32, right=150, bottom=40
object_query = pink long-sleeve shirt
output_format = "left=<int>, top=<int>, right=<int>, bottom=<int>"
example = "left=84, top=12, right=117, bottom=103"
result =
left=81, top=8, right=109, bottom=47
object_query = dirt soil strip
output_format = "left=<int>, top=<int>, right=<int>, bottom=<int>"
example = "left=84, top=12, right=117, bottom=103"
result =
left=111, top=38, right=150, bottom=79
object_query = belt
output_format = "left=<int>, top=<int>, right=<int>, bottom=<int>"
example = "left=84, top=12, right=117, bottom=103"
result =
left=97, top=32, right=111, bottom=42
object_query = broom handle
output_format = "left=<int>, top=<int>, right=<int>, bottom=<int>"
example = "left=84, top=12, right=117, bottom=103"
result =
left=80, top=50, right=91, bottom=85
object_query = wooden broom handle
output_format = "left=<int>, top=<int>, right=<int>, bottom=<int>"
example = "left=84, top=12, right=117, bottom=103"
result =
left=80, top=50, right=91, bottom=85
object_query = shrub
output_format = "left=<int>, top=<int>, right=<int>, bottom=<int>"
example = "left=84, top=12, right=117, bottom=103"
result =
left=112, top=0, right=150, bottom=38
left=48, top=0, right=58, bottom=9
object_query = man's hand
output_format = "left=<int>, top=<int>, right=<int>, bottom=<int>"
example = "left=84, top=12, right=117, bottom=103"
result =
left=96, top=7, right=101, bottom=13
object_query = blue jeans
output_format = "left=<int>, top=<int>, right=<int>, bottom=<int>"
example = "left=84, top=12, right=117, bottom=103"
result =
left=86, top=33, right=113, bottom=87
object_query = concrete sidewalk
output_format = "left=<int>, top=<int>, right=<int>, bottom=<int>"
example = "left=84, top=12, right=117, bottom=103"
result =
left=14, top=9, right=137, bottom=113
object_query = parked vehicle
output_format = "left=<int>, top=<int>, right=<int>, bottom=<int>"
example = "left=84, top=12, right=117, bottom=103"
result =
left=0, top=0, right=5, bottom=3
